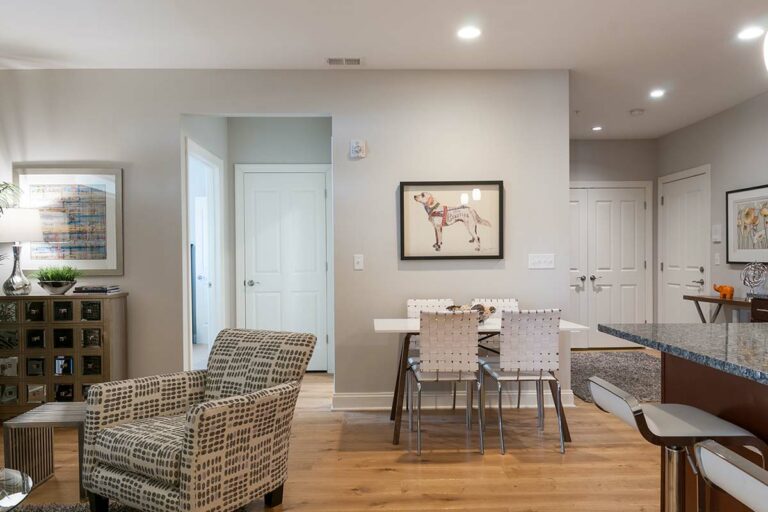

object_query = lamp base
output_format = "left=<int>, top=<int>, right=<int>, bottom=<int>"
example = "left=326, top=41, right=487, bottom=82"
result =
left=3, top=244, right=31, bottom=296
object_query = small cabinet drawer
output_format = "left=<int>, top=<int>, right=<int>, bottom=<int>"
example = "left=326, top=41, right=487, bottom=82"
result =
left=82, top=328, right=102, bottom=348
left=82, top=356, right=101, bottom=376
left=53, top=301, right=74, bottom=322
left=24, top=301, right=46, bottom=322
left=25, top=328, right=46, bottom=349
left=0, top=329, right=20, bottom=351
left=53, top=328, right=75, bottom=349
left=0, top=302, right=19, bottom=324
left=80, top=301, right=102, bottom=322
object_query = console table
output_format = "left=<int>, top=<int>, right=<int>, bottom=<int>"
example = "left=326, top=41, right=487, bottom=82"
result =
left=0, top=293, right=127, bottom=421
left=682, top=294, right=751, bottom=323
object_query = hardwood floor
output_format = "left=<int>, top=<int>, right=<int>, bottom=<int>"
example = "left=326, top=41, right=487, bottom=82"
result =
left=1, top=373, right=659, bottom=511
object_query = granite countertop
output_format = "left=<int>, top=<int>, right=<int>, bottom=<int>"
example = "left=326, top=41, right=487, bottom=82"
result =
left=598, top=323, right=768, bottom=385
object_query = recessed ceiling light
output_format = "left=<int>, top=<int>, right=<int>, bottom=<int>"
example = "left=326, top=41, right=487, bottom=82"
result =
left=457, top=26, right=482, bottom=40
left=737, top=26, right=765, bottom=41
left=630, top=108, right=646, bottom=117
left=592, top=126, right=603, bottom=132
left=650, top=88, right=666, bottom=99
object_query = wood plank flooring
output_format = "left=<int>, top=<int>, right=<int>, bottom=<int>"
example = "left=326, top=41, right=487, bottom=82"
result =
left=1, top=373, right=659, bottom=511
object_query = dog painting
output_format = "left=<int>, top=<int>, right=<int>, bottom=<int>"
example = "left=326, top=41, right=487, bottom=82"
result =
left=413, top=192, right=491, bottom=252
left=400, top=181, right=503, bottom=260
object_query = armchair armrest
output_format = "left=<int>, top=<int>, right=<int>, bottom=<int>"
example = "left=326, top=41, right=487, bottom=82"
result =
left=179, top=380, right=301, bottom=510
left=85, top=370, right=207, bottom=431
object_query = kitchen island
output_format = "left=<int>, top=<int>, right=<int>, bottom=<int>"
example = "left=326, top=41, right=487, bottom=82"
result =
left=599, top=322, right=768, bottom=512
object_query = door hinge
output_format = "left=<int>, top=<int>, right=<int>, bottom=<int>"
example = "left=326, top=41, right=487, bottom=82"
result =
left=325, top=261, right=328, bottom=271
left=644, top=201, right=647, bottom=210
left=644, top=260, right=647, bottom=269
left=324, top=189, right=328, bottom=198
left=660, top=262, right=664, bottom=271
left=661, top=196, right=664, bottom=206
left=326, top=334, right=329, bottom=344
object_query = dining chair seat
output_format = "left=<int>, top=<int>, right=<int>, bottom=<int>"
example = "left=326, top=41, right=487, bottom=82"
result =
left=411, top=367, right=479, bottom=382
left=483, top=366, right=558, bottom=382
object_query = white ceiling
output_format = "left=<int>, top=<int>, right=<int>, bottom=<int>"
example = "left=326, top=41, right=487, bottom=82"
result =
left=1, top=0, right=767, bottom=138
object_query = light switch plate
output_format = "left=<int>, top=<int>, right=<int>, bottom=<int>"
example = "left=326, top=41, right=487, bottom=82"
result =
left=712, top=224, right=722, bottom=244
left=353, top=254, right=364, bottom=271
left=528, top=253, right=555, bottom=269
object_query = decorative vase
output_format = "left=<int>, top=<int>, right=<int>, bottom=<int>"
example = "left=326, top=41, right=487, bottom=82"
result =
left=37, top=280, right=77, bottom=295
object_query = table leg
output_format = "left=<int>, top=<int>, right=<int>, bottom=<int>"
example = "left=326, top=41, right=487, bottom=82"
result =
left=78, top=423, right=85, bottom=500
left=693, top=301, right=707, bottom=323
left=548, top=380, right=571, bottom=442
left=710, top=304, right=723, bottom=324
left=390, top=335, right=406, bottom=421
left=392, top=333, right=413, bottom=445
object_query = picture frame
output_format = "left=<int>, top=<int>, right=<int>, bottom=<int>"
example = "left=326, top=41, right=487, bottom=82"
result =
left=726, top=184, right=768, bottom=264
left=400, top=181, right=504, bottom=260
left=13, top=165, right=124, bottom=276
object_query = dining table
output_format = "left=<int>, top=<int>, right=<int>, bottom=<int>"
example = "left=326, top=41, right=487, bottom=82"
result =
left=373, top=317, right=589, bottom=444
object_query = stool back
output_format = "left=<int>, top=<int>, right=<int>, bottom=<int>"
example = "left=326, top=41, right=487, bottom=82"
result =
left=499, top=309, right=560, bottom=373
left=418, top=311, right=478, bottom=373
left=588, top=376, right=642, bottom=431
left=695, top=440, right=768, bottom=512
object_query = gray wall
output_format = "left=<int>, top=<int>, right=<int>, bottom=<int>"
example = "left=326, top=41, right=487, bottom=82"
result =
left=570, top=139, right=657, bottom=182
left=658, top=90, right=768, bottom=297
left=228, top=117, right=332, bottom=164
left=0, top=70, right=570, bottom=401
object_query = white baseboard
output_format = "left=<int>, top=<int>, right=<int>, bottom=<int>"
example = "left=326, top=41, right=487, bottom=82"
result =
left=332, top=388, right=575, bottom=411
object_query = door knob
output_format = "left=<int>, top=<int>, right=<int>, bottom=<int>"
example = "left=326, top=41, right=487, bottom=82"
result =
left=692, top=279, right=705, bottom=285
left=247, top=280, right=255, bottom=287
left=590, top=274, right=602, bottom=281
left=578, top=275, right=586, bottom=282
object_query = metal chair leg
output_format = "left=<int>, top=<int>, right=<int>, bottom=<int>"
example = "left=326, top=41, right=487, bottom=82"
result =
left=536, top=381, right=544, bottom=431
left=477, top=380, right=485, bottom=454
left=416, top=381, right=423, bottom=456
left=497, top=381, right=505, bottom=454
left=554, top=381, right=565, bottom=454
left=452, top=382, right=457, bottom=411
left=664, top=446, right=684, bottom=512
left=407, top=370, right=414, bottom=432
left=517, top=381, right=522, bottom=409
left=466, top=380, right=473, bottom=430
left=479, top=364, right=486, bottom=433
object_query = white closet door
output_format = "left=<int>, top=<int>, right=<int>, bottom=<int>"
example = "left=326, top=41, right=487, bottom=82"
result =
left=659, top=172, right=709, bottom=323
left=586, top=188, right=646, bottom=348
left=243, top=172, right=328, bottom=371
left=569, top=189, right=589, bottom=349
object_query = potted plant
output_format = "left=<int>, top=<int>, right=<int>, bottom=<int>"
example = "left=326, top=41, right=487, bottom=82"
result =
left=31, top=266, right=83, bottom=295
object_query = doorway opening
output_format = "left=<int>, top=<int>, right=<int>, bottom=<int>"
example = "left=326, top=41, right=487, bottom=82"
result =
left=186, top=138, right=224, bottom=369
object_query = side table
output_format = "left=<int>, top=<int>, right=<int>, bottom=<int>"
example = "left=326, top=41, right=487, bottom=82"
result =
left=3, top=402, right=86, bottom=499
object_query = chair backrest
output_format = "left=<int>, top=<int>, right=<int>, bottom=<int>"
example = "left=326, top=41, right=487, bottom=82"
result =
left=407, top=298, right=454, bottom=318
left=205, top=328, right=316, bottom=400
left=587, top=376, right=642, bottom=432
left=418, top=311, right=479, bottom=373
left=499, top=309, right=560, bottom=372
left=752, top=298, right=768, bottom=322
left=471, top=298, right=520, bottom=318
left=695, top=440, right=768, bottom=512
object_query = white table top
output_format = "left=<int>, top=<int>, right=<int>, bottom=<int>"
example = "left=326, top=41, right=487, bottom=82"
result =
left=373, top=317, right=588, bottom=334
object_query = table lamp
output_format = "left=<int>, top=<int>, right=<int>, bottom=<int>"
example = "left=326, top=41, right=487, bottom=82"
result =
left=0, top=208, right=44, bottom=295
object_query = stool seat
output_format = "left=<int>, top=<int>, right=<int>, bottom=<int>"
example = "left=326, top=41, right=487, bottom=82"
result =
left=643, top=404, right=754, bottom=440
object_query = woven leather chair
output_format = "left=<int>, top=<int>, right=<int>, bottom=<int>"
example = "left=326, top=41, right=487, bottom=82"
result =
left=82, top=329, right=316, bottom=512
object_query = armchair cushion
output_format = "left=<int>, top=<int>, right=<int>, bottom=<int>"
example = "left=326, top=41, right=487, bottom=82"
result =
left=205, top=329, right=317, bottom=400
left=93, top=414, right=186, bottom=487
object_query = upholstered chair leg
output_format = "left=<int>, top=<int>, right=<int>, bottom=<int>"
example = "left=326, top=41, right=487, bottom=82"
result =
left=87, top=492, right=109, bottom=512
left=265, top=484, right=284, bottom=508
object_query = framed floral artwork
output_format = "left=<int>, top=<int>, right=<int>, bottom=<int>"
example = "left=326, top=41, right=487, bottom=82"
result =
left=726, top=184, right=768, bottom=264
left=13, top=165, right=124, bottom=275
left=400, top=181, right=503, bottom=260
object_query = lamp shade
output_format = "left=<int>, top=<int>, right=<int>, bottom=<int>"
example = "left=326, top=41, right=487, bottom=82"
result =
left=0, top=208, right=44, bottom=243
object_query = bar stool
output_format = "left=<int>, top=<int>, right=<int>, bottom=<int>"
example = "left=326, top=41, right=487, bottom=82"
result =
left=589, top=377, right=768, bottom=512
left=694, top=440, right=768, bottom=512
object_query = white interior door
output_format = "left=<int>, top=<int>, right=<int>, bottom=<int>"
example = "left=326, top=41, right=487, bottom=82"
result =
left=569, top=189, right=589, bottom=349
left=659, top=171, right=710, bottom=323
left=587, top=188, right=646, bottom=348
left=243, top=172, right=328, bottom=371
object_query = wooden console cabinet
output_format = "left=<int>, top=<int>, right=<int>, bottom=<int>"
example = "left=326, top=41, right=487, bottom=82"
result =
left=0, top=293, right=127, bottom=421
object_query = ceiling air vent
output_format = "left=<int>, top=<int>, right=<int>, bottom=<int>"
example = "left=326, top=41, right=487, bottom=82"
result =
left=327, top=57, right=362, bottom=66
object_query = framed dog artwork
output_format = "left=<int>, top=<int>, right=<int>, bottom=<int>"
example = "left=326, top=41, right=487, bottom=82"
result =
left=400, top=181, right=504, bottom=260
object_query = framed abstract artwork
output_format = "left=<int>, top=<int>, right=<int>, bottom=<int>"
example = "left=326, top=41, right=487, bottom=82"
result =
left=14, top=166, right=124, bottom=275
left=726, top=184, right=768, bottom=264
left=400, top=181, right=503, bottom=260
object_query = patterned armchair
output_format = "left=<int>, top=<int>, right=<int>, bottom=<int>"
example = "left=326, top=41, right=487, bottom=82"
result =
left=82, top=329, right=316, bottom=512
